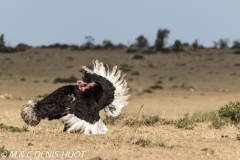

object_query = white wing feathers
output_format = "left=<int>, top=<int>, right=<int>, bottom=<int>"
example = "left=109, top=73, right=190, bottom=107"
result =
left=82, top=60, right=130, bottom=117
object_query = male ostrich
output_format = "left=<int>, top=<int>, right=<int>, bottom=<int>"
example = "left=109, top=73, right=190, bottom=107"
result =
left=21, top=60, right=129, bottom=134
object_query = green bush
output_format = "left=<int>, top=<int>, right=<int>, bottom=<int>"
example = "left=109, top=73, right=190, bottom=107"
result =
left=0, top=46, right=16, bottom=53
left=172, top=40, right=184, bottom=52
left=15, top=43, right=31, bottom=51
left=218, top=101, right=240, bottom=123
left=135, top=35, right=149, bottom=48
left=70, top=45, right=81, bottom=51
left=102, top=40, right=114, bottom=49
left=234, top=50, right=240, bottom=54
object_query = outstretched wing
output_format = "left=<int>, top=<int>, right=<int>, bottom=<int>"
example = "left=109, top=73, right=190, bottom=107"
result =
left=36, top=85, right=77, bottom=120
left=21, top=85, right=78, bottom=126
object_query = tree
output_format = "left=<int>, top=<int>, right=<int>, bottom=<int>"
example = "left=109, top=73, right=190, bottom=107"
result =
left=213, top=38, right=229, bottom=49
left=102, top=40, right=114, bottom=49
left=192, top=40, right=199, bottom=49
left=81, top=36, right=95, bottom=49
left=0, top=34, right=5, bottom=47
left=135, top=35, right=149, bottom=48
left=172, top=40, right=184, bottom=52
left=155, top=29, right=170, bottom=51
left=232, top=40, right=240, bottom=49
left=219, top=38, right=229, bottom=49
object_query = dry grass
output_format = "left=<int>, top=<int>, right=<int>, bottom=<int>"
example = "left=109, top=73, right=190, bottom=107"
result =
left=1, top=48, right=240, bottom=159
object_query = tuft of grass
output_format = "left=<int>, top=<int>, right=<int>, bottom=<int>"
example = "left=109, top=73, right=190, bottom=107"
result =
left=121, top=111, right=229, bottom=129
left=221, top=135, right=228, bottom=138
left=153, top=141, right=166, bottom=147
left=120, top=64, right=132, bottom=72
left=142, top=115, right=160, bottom=126
left=90, top=156, right=102, bottom=160
left=66, top=65, right=73, bottom=69
left=131, top=71, right=140, bottom=76
left=66, top=56, right=74, bottom=61
left=124, top=115, right=160, bottom=126
left=143, top=89, right=153, bottom=94
left=126, top=48, right=137, bottom=53
left=20, top=77, right=26, bottom=81
left=0, top=123, right=29, bottom=132
left=210, top=114, right=226, bottom=129
left=153, top=141, right=174, bottom=149
left=201, top=147, right=209, bottom=151
left=148, top=64, right=156, bottom=68
left=237, top=134, right=240, bottom=141
left=0, top=146, right=10, bottom=157
left=134, top=138, right=151, bottom=147
left=175, top=113, right=194, bottom=129
left=234, top=63, right=240, bottom=67
left=124, top=117, right=140, bottom=126
left=149, top=85, right=164, bottom=90
left=191, top=111, right=214, bottom=123
left=53, top=75, right=78, bottom=83
left=103, top=117, right=118, bottom=125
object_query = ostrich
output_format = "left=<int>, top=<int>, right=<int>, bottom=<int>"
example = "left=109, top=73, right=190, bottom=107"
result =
left=21, top=60, right=129, bottom=134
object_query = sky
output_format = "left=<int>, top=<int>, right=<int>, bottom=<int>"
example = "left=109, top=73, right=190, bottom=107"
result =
left=1, top=1, right=240, bottom=47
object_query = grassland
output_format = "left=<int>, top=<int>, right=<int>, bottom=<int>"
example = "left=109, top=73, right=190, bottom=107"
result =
left=0, top=48, right=240, bottom=159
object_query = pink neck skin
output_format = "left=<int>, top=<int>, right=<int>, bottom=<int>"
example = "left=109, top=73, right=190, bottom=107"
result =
left=77, top=80, right=95, bottom=91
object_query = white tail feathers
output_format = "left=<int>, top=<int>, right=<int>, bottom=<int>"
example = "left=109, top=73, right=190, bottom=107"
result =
left=82, top=60, right=130, bottom=117
left=61, top=114, right=108, bottom=134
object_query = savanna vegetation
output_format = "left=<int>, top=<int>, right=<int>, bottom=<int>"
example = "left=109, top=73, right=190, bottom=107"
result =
left=0, top=28, right=240, bottom=159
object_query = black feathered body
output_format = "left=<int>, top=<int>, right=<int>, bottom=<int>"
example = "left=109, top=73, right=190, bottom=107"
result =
left=36, top=85, right=78, bottom=120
